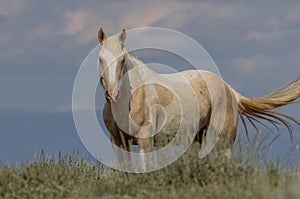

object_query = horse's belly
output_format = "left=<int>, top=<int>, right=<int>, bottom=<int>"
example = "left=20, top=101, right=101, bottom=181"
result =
left=152, top=98, right=201, bottom=146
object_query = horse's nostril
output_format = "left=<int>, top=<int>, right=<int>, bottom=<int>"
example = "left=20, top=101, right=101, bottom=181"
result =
left=105, top=96, right=111, bottom=103
left=105, top=90, right=112, bottom=102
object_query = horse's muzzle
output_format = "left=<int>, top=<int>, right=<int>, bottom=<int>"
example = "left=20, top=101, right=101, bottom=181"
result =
left=105, top=86, right=119, bottom=103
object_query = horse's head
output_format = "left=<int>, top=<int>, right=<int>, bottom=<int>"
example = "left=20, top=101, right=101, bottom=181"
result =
left=97, top=28, right=127, bottom=102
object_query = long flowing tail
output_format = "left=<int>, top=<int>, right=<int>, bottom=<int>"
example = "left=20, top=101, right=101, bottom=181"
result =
left=236, top=76, right=300, bottom=138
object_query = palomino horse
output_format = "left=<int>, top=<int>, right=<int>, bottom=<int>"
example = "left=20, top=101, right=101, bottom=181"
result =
left=97, top=28, right=300, bottom=170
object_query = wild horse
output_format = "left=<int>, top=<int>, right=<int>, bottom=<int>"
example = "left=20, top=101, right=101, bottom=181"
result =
left=97, top=28, right=300, bottom=170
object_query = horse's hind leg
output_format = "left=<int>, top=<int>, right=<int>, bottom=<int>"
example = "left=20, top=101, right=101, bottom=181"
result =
left=214, top=84, right=238, bottom=158
left=198, top=83, right=238, bottom=159
left=217, top=118, right=237, bottom=159
left=198, top=113, right=237, bottom=159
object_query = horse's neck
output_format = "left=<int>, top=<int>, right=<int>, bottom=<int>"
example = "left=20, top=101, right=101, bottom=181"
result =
left=125, top=53, right=156, bottom=82
left=126, top=54, right=146, bottom=72
left=123, top=53, right=162, bottom=102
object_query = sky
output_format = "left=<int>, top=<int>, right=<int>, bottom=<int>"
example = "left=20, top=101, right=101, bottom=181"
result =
left=0, top=0, right=299, bottom=165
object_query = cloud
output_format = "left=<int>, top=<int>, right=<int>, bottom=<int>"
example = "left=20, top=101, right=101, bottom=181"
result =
left=56, top=1, right=190, bottom=46
left=0, top=0, right=299, bottom=112
left=25, top=23, right=55, bottom=41
left=231, top=55, right=276, bottom=75
left=58, top=10, right=89, bottom=36
left=118, top=1, right=188, bottom=28
left=242, top=30, right=286, bottom=43
left=284, top=6, right=300, bottom=24
left=0, top=0, right=27, bottom=17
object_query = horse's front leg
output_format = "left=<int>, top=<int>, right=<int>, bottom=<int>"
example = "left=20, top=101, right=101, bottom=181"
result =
left=110, top=131, right=133, bottom=171
left=103, top=102, right=133, bottom=170
left=137, top=136, right=153, bottom=172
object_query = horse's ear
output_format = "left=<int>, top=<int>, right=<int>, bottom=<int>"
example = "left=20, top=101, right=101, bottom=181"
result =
left=119, top=28, right=126, bottom=43
left=98, top=27, right=106, bottom=43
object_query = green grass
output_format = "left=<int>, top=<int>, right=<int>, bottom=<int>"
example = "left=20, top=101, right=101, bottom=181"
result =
left=1, top=145, right=300, bottom=199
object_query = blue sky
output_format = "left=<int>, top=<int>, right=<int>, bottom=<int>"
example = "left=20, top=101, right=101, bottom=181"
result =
left=0, top=0, right=299, bottom=165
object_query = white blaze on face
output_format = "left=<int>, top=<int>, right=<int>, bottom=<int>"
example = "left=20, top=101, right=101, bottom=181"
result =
left=100, top=48, right=118, bottom=85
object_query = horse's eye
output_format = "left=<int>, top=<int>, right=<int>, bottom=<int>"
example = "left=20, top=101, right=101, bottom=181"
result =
left=99, top=58, right=103, bottom=64
left=121, top=57, right=125, bottom=64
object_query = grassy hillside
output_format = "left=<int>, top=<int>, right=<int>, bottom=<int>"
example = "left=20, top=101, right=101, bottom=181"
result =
left=0, top=145, right=300, bottom=199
